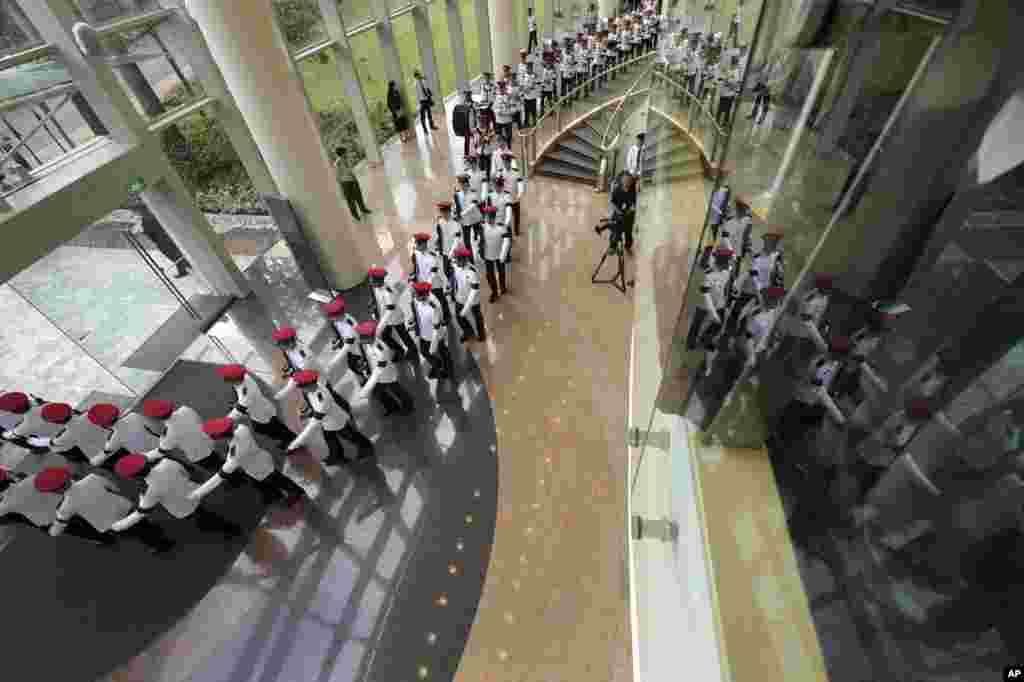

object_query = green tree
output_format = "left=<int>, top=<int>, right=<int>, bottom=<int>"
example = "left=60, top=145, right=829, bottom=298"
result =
left=273, top=0, right=323, bottom=47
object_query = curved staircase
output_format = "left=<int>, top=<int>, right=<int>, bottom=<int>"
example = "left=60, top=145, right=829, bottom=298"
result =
left=641, top=116, right=704, bottom=186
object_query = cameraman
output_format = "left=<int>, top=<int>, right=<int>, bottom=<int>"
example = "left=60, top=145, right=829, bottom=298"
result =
left=610, top=171, right=638, bottom=254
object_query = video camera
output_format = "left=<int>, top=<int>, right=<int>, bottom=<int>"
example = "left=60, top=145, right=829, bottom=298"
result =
left=594, top=209, right=626, bottom=248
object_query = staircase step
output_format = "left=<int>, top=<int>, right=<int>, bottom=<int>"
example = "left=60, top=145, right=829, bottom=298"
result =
left=644, top=145, right=699, bottom=165
left=557, top=135, right=602, bottom=162
left=570, top=125, right=603, bottom=149
left=534, top=158, right=599, bottom=183
left=546, top=147, right=601, bottom=173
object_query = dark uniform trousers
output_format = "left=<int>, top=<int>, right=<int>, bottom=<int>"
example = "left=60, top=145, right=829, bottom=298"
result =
left=243, top=412, right=295, bottom=449
left=773, top=399, right=827, bottom=451
left=253, top=470, right=306, bottom=505
left=419, top=339, right=453, bottom=379
left=57, top=445, right=92, bottom=466
left=511, top=202, right=521, bottom=235
left=462, top=223, right=483, bottom=250
left=432, top=290, right=453, bottom=324
left=686, top=307, right=723, bottom=350
left=374, top=381, right=415, bottom=416
left=524, top=98, right=538, bottom=128
left=484, top=259, right=508, bottom=294
left=321, top=422, right=375, bottom=465
left=381, top=323, right=419, bottom=359
left=726, top=293, right=757, bottom=336
left=457, top=304, right=487, bottom=341
left=541, top=90, right=554, bottom=114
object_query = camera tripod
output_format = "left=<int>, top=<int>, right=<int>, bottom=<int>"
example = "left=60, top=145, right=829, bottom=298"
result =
left=591, top=237, right=633, bottom=294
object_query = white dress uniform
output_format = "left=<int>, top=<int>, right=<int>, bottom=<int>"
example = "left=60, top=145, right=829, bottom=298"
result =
left=53, top=473, right=132, bottom=533
left=358, top=339, right=415, bottom=415
left=153, top=406, right=215, bottom=464
left=435, top=217, right=462, bottom=260
left=625, top=141, right=645, bottom=176
left=791, top=357, right=845, bottom=424
left=743, top=304, right=781, bottom=360
left=412, top=296, right=447, bottom=351
left=283, top=342, right=322, bottom=374
left=792, top=289, right=830, bottom=347
left=50, top=413, right=109, bottom=460
left=229, top=372, right=278, bottom=426
left=412, top=249, right=447, bottom=291
left=739, top=250, right=782, bottom=297
left=134, top=458, right=201, bottom=519
left=202, top=424, right=275, bottom=490
left=0, top=473, right=62, bottom=526
left=458, top=190, right=483, bottom=228
left=453, top=262, right=481, bottom=312
left=479, top=220, right=513, bottom=263
left=372, top=281, right=407, bottom=328
left=92, top=413, right=158, bottom=466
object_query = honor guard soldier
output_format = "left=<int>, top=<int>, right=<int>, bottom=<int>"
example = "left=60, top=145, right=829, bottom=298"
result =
left=272, top=326, right=321, bottom=376
left=191, top=417, right=306, bottom=505
left=369, top=266, right=419, bottom=361
left=2, top=399, right=68, bottom=457
left=687, top=247, right=733, bottom=374
left=709, top=184, right=731, bottom=237
left=0, top=392, right=54, bottom=452
left=575, top=36, right=591, bottom=96
left=90, top=410, right=158, bottom=470
left=592, top=33, right=608, bottom=88
left=738, top=285, right=786, bottom=369
left=726, top=231, right=784, bottom=335
left=505, top=65, right=525, bottom=130
left=477, top=205, right=513, bottom=302
left=49, top=403, right=118, bottom=465
left=452, top=247, right=486, bottom=342
left=854, top=399, right=935, bottom=498
left=560, top=41, right=576, bottom=98
left=355, top=321, right=416, bottom=416
left=520, top=61, right=540, bottom=128
left=285, top=370, right=376, bottom=465
left=321, top=297, right=371, bottom=387
left=52, top=468, right=175, bottom=553
left=492, top=79, right=515, bottom=148
left=517, top=48, right=530, bottom=80
left=140, top=399, right=222, bottom=471
left=497, top=152, right=525, bottom=235
left=478, top=71, right=496, bottom=118
left=606, top=27, right=620, bottom=76
left=540, top=52, right=557, bottom=114
left=111, top=454, right=241, bottom=537
left=410, top=232, right=453, bottom=322
left=455, top=175, right=484, bottom=249
left=0, top=391, right=36, bottom=431
left=777, top=274, right=834, bottom=373
left=0, top=467, right=108, bottom=545
left=435, top=201, right=462, bottom=288
left=769, top=336, right=850, bottom=453
left=466, top=151, right=486, bottom=194
left=490, top=176, right=515, bottom=239
left=218, top=364, right=297, bottom=449
left=409, top=283, right=453, bottom=380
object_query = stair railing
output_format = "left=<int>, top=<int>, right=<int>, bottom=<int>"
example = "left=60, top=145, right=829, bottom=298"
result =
left=647, top=69, right=727, bottom=171
left=516, top=52, right=655, bottom=177
left=596, top=60, right=659, bottom=191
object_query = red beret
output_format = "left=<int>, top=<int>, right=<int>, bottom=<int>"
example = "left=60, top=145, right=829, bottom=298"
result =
left=202, top=417, right=235, bottom=440
left=368, top=267, right=388, bottom=279
left=35, top=467, right=71, bottom=493
left=481, top=206, right=498, bottom=215
left=829, top=336, right=852, bottom=354
left=713, top=247, right=734, bottom=258
left=41, top=403, right=73, bottom=425
left=321, top=297, right=346, bottom=317
left=814, top=274, right=834, bottom=291
left=142, top=399, right=175, bottom=419
left=413, top=232, right=432, bottom=242
left=355, top=320, right=378, bottom=337
left=272, top=327, right=296, bottom=343
left=763, top=287, right=786, bottom=300
left=437, top=201, right=453, bottom=210
left=217, top=364, right=247, bottom=382
left=0, top=392, right=29, bottom=414
left=413, top=282, right=433, bottom=295
left=454, top=246, right=472, bottom=259
left=0, top=467, right=8, bottom=482
left=292, top=370, right=320, bottom=387
left=114, top=453, right=148, bottom=479
left=87, top=403, right=119, bottom=428
left=906, top=399, right=933, bottom=420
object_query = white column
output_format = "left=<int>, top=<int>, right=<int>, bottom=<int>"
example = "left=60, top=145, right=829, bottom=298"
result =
left=320, top=0, right=383, bottom=164
left=412, top=2, right=441, bottom=98
left=476, top=0, right=494, bottom=75
left=488, top=0, right=519, bottom=75
left=374, top=5, right=412, bottom=119
left=186, top=0, right=379, bottom=290
left=446, top=0, right=470, bottom=92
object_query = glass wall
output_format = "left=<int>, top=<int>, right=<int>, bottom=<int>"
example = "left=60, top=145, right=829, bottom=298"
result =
left=340, top=0, right=377, bottom=30
left=72, top=0, right=165, bottom=24
left=459, top=0, right=481, bottom=79
left=392, top=13, right=423, bottom=107
left=428, top=0, right=456, bottom=96
left=0, top=0, right=42, bottom=58
left=271, top=0, right=329, bottom=52
left=348, top=30, right=394, bottom=138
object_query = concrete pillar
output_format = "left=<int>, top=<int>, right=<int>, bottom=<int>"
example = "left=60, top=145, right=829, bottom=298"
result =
left=488, top=0, right=518, bottom=74
left=374, top=7, right=412, bottom=120
left=476, top=0, right=494, bottom=75
left=186, top=0, right=379, bottom=290
left=446, top=0, right=470, bottom=92
left=412, top=3, right=442, bottom=98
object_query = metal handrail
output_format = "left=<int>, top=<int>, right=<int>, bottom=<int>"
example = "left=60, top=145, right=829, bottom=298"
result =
left=599, top=61, right=658, bottom=152
left=652, top=69, right=726, bottom=139
left=514, top=52, right=656, bottom=174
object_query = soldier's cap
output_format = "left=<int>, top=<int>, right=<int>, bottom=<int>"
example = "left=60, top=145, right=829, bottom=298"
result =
left=292, top=370, right=320, bottom=388
left=713, top=247, right=734, bottom=259
left=203, top=416, right=236, bottom=440
left=829, top=336, right=852, bottom=355
left=368, top=266, right=388, bottom=279
left=814, top=274, right=834, bottom=291
left=906, top=399, right=933, bottom=420
left=217, top=364, right=247, bottom=382
left=87, top=403, right=120, bottom=429
left=142, top=399, right=175, bottom=420
left=320, top=297, right=346, bottom=318
left=414, top=282, right=433, bottom=295
left=35, top=466, right=71, bottom=493
left=355, top=320, right=379, bottom=337
left=41, top=403, right=73, bottom=425
left=453, top=246, right=473, bottom=259
left=763, top=286, right=786, bottom=300
left=481, top=205, right=498, bottom=215
left=272, top=326, right=297, bottom=343
left=0, top=392, right=29, bottom=414
left=436, top=200, right=453, bottom=210
left=413, top=232, right=432, bottom=243
left=114, top=454, right=148, bottom=479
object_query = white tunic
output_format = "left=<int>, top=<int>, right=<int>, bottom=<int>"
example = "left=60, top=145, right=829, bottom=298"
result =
left=8, top=406, right=61, bottom=440
left=699, top=267, right=730, bottom=311
left=625, top=143, right=645, bottom=175
left=104, top=412, right=158, bottom=456
left=453, top=264, right=481, bottom=304
left=493, top=93, right=514, bottom=124
left=0, top=473, right=63, bottom=526
left=412, top=250, right=447, bottom=290
left=793, top=290, right=830, bottom=339
left=479, top=221, right=512, bottom=261
left=519, top=72, right=539, bottom=100
left=284, top=343, right=322, bottom=373
left=436, top=219, right=462, bottom=257
left=365, top=340, right=399, bottom=384
left=55, top=473, right=132, bottom=532
left=233, top=373, right=278, bottom=425
left=373, top=284, right=406, bottom=325
left=459, top=195, right=483, bottom=227
left=745, top=307, right=779, bottom=353
left=740, top=251, right=781, bottom=295
left=50, top=414, right=108, bottom=457
left=793, top=358, right=840, bottom=405
left=138, top=458, right=200, bottom=519
left=412, top=297, right=446, bottom=345
left=222, top=424, right=275, bottom=481
left=159, top=406, right=215, bottom=464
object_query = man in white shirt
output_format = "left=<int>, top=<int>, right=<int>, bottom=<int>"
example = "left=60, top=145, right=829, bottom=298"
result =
left=495, top=154, right=525, bottom=235
left=413, top=70, right=437, bottom=134
left=285, top=370, right=376, bottom=465
left=355, top=322, right=415, bottom=416
left=771, top=337, right=850, bottom=451
left=51, top=470, right=174, bottom=553
left=90, top=411, right=159, bottom=470
left=217, top=364, right=296, bottom=448
left=455, top=174, right=484, bottom=248
left=625, top=132, right=646, bottom=178
left=520, top=61, right=540, bottom=129
left=434, top=201, right=462, bottom=291
left=477, top=205, right=513, bottom=302
left=492, top=78, right=515, bottom=149
left=369, top=266, right=419, bottom=361
left=192, top=417, right=306, bottom=504
left=111, top=453, right=240, bottom=537
left=410, top=232, right=453, bottom=323
left=540, top=54, right=557, bottom=115
left=727, top=231, right=785, bottom=335
left=408, top=282, right=453, bottom=380
left=738, top=285, right=786, bottom=369
left=452, top=247, right=486, bottom=342
left=322, top=298, right=371, bottom=386
left=0, top=466, right=108, bottom=544
left=527, top=7, right=538, bottom=52
left=48, top=403, right=117, bottom=465
left=140, top=399, right=222, bottom=471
